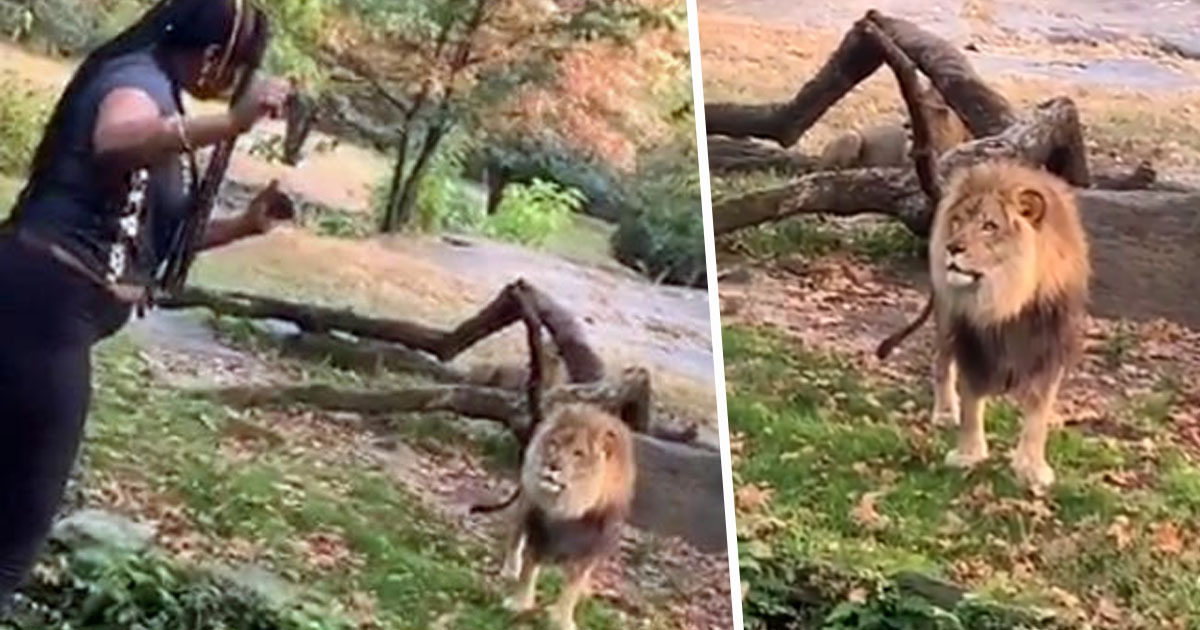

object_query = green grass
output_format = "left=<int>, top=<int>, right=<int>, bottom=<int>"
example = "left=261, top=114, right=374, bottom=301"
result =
left=541, top=212, right=618, bottom=268
left=0, top=173, right=22, bottom=216
left=725, top=325, right=1200, bottom=628
left=75, top=336, right=631, bottom=629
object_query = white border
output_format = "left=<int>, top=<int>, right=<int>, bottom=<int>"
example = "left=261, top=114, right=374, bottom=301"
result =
left=682, top=1, right=743, bottom=627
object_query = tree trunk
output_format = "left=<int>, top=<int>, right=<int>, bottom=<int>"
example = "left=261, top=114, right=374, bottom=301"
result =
left=484, top=164, right=510, bottom=215
left=389, top=125, right=447, bottom=231
left=381, top=136, right=410, bottom=233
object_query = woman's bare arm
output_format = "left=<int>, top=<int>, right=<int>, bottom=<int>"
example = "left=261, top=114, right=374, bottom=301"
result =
left=92, top=88, right=241, bottom=171
left=199, top=214, right=258, bottom=250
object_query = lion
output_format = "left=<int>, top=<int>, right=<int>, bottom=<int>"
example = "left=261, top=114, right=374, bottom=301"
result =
left=500, top=403, right=636, bottom=630
left=466, top=336, right=565, bottom=390
left=878, top=161, right=1089, bottom=492
left=818, top=85, right=971, bottom=170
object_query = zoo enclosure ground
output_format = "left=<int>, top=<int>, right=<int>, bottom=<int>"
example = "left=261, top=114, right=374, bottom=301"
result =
left=703, top=1, right=1200, bottom=627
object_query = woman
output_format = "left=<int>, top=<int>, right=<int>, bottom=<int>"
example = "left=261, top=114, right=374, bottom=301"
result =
left=0, top=0, right=292, bottom=604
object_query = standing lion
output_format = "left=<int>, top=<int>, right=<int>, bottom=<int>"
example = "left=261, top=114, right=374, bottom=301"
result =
left=500, top=404, right=636, bottom=630
left=880, top=162, right=1091, bottom=492
left=926, top=162, right=1090, bottom=492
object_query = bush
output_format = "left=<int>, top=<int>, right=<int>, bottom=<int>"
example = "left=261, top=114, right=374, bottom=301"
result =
left=13, top=547, right=354, bottom=630
left=611, top=132, right=706, bottom=287
left=471, top=136, right=628, bottom=222
left=0, top=0, right=150, bottom=55
left=740, top=547, right=1064, bottom=630
left=485, top=177, right=583, bottom=246
left=415, top=131, right=486, bottom=233
left=0, top=74, right=51, bottom=176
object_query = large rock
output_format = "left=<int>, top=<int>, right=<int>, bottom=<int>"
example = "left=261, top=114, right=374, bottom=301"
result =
left=630, top=435, right=728, bottom=554
left=50, top=509, right=155, bottom=553
left=1078, top=190, right=1200, bottom=328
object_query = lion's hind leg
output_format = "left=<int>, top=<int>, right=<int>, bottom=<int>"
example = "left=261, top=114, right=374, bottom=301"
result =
left=547, top=558, right=598, bottom=630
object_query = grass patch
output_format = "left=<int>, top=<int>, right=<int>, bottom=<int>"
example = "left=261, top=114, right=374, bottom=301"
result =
left=69, top=337, right=633, bottom=629
left=0, top=173, right=22, bottom=216
left=725, top=324, right=1200, bottom=628
left=541, top=212, right=618, bottom=268
left=0, top=71, right=52, bottom=176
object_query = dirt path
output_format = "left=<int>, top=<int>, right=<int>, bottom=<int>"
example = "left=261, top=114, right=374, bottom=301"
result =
left=699, top=0, right=1200, bottom=58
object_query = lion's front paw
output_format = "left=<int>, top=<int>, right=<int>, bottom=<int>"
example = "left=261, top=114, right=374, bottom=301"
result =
left=931, top=395, right=960, bottom=427
left=1010, top=450, right=1055, bottom=494
left=500, top=556, right=522, bottom=581
left=945, top=445, right=988, bottom=469
left=503, top=595, right=536, bottom=613
left=549, top=606, right=578, bottom=630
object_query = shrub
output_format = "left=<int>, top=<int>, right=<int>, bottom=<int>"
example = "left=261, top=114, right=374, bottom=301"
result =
left=14, top=546, right=354, bottom=630
left=485, top=178, right=583, bottom=246
left=0, top=73, right=51, bottom=176
left=611, top=131, right=706, bottom=287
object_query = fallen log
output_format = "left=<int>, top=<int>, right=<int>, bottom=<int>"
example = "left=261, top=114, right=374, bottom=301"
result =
left=204, top=368, right=652, bottom=434
left=158, top=280, right=605, bottom=383
left=202, top=374, right=728, bottom=551
left=713, top=96, right=1090, bottom=236
left=705, top=11, right=1014, bottom=147
left=707, top=137, right=818, bottom=175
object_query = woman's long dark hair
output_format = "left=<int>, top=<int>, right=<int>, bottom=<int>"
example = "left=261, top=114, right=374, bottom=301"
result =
left=7, top=0, right=270, bottom=292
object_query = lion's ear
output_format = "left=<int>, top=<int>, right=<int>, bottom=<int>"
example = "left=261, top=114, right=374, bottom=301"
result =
left=1016, top=188, right=1047, bottom=227
left=601, top=428, right=621, bottom=459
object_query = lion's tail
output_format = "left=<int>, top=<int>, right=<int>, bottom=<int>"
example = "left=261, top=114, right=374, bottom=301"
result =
left=875, top=294, right=934, bottom=360
left=470, top=486, right=522, bottom=514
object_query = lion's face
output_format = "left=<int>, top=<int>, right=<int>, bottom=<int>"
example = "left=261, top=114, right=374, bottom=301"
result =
left=523, top=420, right=621, bottom=518
left=931, top=183, right=1047, bottom=320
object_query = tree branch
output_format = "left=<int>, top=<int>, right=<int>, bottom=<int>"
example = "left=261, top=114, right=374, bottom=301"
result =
left=860, top=15, right=940, bottom=206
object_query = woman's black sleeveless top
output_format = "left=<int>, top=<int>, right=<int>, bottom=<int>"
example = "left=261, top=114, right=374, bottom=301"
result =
left=13, top=48, right=192, bottom=288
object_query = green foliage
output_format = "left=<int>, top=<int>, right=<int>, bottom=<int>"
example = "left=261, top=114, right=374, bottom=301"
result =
left=14, top=547, right=353, bottom=629
left=741, top=546, right=1061, bottom=630
left=0, top=0, right=153, bottom=54
left=415, top=130, right=485, bottom=233
left=611, top=131, right=706, bottom=287
left=562, top=0, right=685, bottom=44
left=0, top=74, right=51, bottom=176
left=485, top=177, right=582, bottom=246
left=304, top=205, right=374, bottom=238
left=259, top=0, right=329, bottom=86
left=474, top=135, right=628, bottom=221
left=728, top=216, right=924, bottom=265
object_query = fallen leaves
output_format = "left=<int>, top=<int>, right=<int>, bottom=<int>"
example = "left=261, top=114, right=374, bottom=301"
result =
left=293, top=530, right=362, bottom=572
left=850, top=491, right=890, bottom=531
left=1151, top=521, right=1184, bottom=555
left=735, top=483, right=774, bottom=514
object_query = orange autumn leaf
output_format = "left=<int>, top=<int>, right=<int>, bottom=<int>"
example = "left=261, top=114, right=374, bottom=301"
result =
left=735, top=483, right=773, bottom=513
left=1152, top=521, right=1184, bottom=555
left=851, top=491, right=889, bottom=530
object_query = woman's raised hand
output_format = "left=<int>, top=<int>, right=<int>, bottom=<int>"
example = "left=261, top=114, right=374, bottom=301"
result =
left=230, top=76, right=292, bottom=133
left=243, top=179, right=295, bottom=235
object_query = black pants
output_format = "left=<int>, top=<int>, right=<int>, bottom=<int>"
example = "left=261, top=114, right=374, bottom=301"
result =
left=0, top=234, right=127, bottom=605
